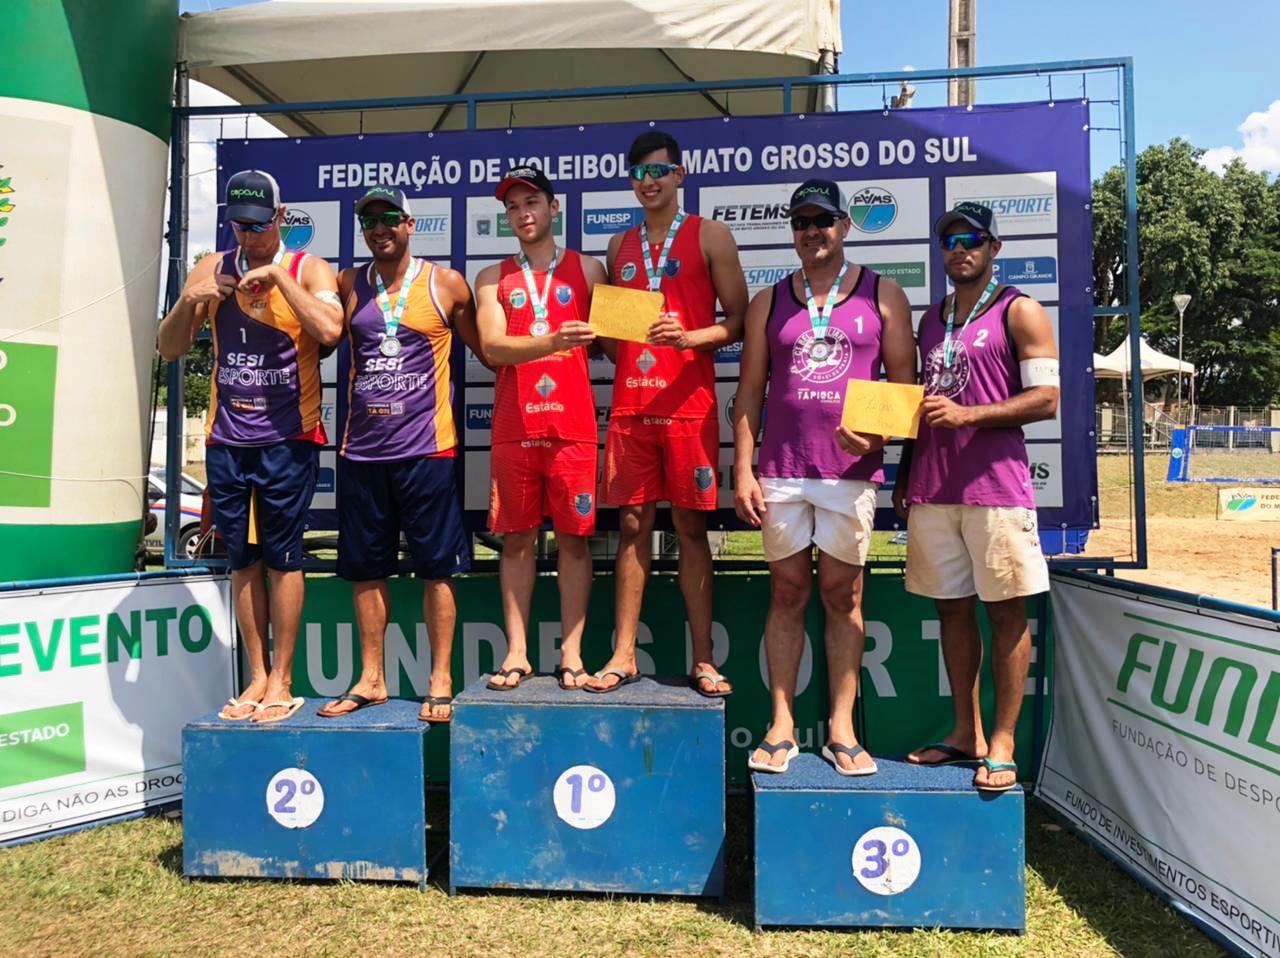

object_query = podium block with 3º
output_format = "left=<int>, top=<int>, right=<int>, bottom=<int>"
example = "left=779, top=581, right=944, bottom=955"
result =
left=449, top=675, right=725, bottom=897
left=183, top=699, right=432, bottom=887
left=753, top=755, right=1025, bottom=930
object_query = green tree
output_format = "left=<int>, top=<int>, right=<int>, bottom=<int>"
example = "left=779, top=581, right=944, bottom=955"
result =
left=1093, top=139, right=1280, bottom=404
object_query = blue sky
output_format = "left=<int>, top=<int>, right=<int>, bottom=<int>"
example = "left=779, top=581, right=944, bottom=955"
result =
left=178, top=0, right=1279, bottom=175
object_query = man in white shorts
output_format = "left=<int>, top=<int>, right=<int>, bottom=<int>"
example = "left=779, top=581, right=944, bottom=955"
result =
left=732, top=179, right=915, bottom=774
left=895, top=201, right=1059, bottom=792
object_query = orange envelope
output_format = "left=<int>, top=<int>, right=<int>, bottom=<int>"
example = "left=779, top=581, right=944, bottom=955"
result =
left=588, top=284, right=664, bottom=344
left=840, top=380, right=925, bottom=439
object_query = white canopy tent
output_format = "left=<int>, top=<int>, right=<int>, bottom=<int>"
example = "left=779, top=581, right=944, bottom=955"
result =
left=1094, top=336, right=1196, bottom=380
left=179, top=0, right=843, bottom=135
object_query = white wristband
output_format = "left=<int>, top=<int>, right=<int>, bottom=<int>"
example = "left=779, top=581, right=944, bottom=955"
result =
left=315, top=290, right=341, bottom=307
left=1020, top=357, right=1059, bottom=388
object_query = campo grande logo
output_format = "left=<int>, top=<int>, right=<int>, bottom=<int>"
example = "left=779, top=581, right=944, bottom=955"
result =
left=279, top=208, right=315, bottom=251
left=848, top=187, right=897, bottom=234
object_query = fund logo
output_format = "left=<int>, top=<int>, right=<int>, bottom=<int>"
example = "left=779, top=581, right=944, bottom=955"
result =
left=848, top=187, right=897, bottom=234
left=584, top=208, right=643, bottom=234
left=466, top=404, right=493, bottom=429
left=280, top=208, right=315, bottom=250
left=1226, top=495, right=1258, bottom=512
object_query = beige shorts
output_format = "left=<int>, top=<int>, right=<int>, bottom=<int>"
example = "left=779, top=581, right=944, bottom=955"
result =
left=759, top=477, right=877, bottom=567
left=904, top=503, right=1050, bottom=602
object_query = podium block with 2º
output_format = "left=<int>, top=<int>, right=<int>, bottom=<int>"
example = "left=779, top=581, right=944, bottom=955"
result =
left=182, top=700, right=432, bottom=887
left=753, top=755, right=1025, bottom=931
left=449, top=675, right=725, bottom=897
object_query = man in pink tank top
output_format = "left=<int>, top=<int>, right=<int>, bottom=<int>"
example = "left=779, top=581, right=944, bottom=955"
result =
left=894, top=202, right=1059, bottom=792
left=732, top=179, right=915, bottom=775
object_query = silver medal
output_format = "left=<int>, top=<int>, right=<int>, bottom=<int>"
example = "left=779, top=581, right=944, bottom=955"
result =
left=380, top=336, right=402, bottom=358
left=809, top=339, right=832, bottom=362
left=939, top=370, right=955, bottom=390
left=530, top=320, right=550, bottom=337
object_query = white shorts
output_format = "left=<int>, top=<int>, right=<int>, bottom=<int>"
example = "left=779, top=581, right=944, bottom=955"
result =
left=904, top=503, right=1050, bottom=602
left=759, top=477, right=877, bottom=567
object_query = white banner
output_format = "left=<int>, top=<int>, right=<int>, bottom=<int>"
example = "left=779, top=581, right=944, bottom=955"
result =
left=1039, top=574, right=1280, bottom=956
left=0, top=575, right=235, bottom=843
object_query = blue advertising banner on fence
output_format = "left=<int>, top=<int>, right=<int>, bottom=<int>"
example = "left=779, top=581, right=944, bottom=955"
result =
left=218, top=100, right=1095, bottom=535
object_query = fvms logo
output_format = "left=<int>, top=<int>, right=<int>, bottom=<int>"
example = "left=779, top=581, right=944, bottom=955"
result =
left=280, top=209, right=315, bottom=250
left=848, top=187, right=897, bottom=234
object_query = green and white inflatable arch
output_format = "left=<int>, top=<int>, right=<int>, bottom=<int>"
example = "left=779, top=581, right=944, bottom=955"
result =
left=0, top=2, right=177, bottom=580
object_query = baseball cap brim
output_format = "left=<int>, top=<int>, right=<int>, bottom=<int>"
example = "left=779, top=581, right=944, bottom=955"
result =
left=784, top=196, right=843, bottom=215
left=225, top=203, right=276, bottom=224
left=354, top=194, right=408, bottom=216
left=934, top=210, right=995, bottom=238
left=495, top=176, right=551, bottom=201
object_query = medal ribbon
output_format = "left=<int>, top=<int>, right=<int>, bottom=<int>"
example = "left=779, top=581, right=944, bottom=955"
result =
left=640, top=210, right=685, bottom=293
left=801, top=260, right=850, bottom=343
left=942, top=277, right=999, bottom=368
left=372, top=257, right=423, bottom=343
left=237, top=243, right=285, bottom=278
left=517, top=248, right=558, bottom=322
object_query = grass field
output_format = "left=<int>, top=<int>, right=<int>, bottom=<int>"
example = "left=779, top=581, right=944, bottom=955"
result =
left=2, top=798, right=1225, bottom=958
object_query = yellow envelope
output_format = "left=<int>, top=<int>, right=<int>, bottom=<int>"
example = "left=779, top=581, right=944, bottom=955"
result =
left=589, top=284, right=664, bottom=344
left=841, top=380, right=925, bottom=439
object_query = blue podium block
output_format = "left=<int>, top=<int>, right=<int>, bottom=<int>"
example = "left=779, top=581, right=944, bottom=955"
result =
left=183, top=699, right=430, bottom=886
left=753, top=755, right=1025, bottom=930
left=450, top=675, right=725, bottom=897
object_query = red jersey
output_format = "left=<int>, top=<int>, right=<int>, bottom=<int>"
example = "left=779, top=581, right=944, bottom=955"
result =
left=611, top=213, right=717, bottom=419
left=491, top=249, right=597, bottom=444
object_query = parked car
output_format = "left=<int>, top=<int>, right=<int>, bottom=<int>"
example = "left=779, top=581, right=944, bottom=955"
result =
left=146, top=469, right=205, bottom=559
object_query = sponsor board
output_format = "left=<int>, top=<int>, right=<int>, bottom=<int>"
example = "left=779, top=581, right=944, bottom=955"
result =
left=1027, top=442, right=1063, bottom=509
left=946, top=238, right=1061, bottom=303
left=466, top=195, right=569, bottom=255
left=944, top=172, right=1058, bottom=236
left=320, top=387, right=337, bottom=441
left=1022, top=306, right=1062, bottom=441
left=852, top=244, right=932, bottom=306
left=349, top=196, right=452, bottom=258
left=463, top=386, right=495, bottom=445
left=320, top=348, right=339, bottom=386
left=1217, top=487, right=1280, bottom=521
left=841, top=178, right=930, bottom=243
left=699, top=184, right=792, bottom=247
left=313, top=450, right=337, bottom=511
left=267, top=201, right=339, bottom=259
left=579, top=189, right=683, bottom=252
left=736, top=248, right=796, bottom=298
left=0, top=576, right=235, bottom=842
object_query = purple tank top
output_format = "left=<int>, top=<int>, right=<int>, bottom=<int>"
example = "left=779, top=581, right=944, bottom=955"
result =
left=907, top=285, right=1036, bottom=507
left=757, top=265, right=885, bottom=482
left=340, top=263, right=457, bottom=461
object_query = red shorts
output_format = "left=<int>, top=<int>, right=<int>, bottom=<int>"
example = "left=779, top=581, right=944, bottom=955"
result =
left=489, top=438, right=598, bottom=536
left=603, top=414, right=719, bottom=510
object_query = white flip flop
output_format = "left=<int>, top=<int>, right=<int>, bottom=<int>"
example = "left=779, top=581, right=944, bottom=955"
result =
left=822, top=742, right=878, bottom=777
left=747, top=739, right=799, bottom=773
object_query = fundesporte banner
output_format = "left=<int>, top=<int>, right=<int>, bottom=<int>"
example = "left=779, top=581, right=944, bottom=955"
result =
left=1039, top=573, right=1280, bottom=957
left=218, top=101, right=1095, bottom=539
left=0, top=575, right=235, bottom=843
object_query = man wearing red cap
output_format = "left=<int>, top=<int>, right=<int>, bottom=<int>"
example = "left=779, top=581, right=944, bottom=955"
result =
left=475, top=166, right=607, bottom=691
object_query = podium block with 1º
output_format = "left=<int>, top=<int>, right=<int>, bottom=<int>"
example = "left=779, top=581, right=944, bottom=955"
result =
left=450, top=676, right=725, bottom=897
left=183, top=700, right=431, bottom=887
left=753, top=755, right=1025, bottom=930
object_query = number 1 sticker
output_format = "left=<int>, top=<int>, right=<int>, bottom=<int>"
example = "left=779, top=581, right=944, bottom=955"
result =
left=852, top=826, right=921, bottom=895
left=266, top=767, right=325, bottom=829
left=553, top=764, right=616, bottom=829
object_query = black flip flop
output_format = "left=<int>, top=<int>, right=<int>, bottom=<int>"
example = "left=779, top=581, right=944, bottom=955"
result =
left=486, top=667, right=532, bottom=691
left=908, top=742, right=979, bottom=766
left=553, top=667, right=588, bottom=690
left=317, top=692, right=387, bottom=717
left=419, top=695, right=453, bottom=724
left=584, top=667, right=642, bottom=694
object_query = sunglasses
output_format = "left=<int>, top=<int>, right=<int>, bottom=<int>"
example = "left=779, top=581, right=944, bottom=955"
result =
left=629, top=162, right=678, bottom=181
left=940, top=232, right=990, bottom=252
left=790, top=212, right=846, bottom=232
left=359, top=211, right=410, bottom=230
left=231, top=218, right=275, bottom=234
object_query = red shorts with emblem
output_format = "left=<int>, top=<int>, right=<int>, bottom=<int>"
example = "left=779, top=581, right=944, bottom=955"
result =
left=489, top=438, right=598, bottom=536
left=603, top=414, right=719, bottom=510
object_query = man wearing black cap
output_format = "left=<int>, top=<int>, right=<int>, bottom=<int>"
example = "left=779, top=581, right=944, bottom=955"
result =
left=158, top=169, right=343, bottom=723
left=317, top=185, right=482, bottom=723
left=894, top=201, right=1058, bottom=792
left=474, top=166, right=607, bottom=692
left=733, top=178, right=915, bottom=774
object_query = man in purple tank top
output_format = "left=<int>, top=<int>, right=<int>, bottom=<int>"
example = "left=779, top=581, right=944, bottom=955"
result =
left=894, top=202, right=1059, bottom=792
left=733, top=179, right=915, bottom=775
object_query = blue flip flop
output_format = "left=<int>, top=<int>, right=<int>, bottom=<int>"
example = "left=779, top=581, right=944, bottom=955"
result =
left=910, top=742, right=980, bottom=766
left=747, top=739, right=799, bottom=773
left=974, top=757, right=1018, bottom=793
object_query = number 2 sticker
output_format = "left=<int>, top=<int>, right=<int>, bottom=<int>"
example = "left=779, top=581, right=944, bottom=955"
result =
left=266, top=767, right=325, bottom=829
left=553, top=764, right=616, bottom=829
left=851, top=826, right=921, bottom=895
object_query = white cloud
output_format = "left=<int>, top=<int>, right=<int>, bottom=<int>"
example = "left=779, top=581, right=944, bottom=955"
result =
left=1202, top=100, right=1280, bottom=175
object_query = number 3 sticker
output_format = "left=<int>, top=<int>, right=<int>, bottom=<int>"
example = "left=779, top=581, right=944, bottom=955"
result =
left=266, top=767, right=325, bottom=829
left=553, top=764, right=616, bottom=829
left=851, top=826, right=921, bottom=895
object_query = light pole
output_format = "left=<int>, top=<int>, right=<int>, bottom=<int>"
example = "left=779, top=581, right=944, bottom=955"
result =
left=1173, top=293, right=1191, bottom=414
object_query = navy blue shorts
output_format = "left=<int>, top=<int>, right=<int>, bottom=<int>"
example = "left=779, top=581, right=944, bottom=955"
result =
left=337, top=455, right=472, bottom=581
left=206, top=441, right=320, bottom=571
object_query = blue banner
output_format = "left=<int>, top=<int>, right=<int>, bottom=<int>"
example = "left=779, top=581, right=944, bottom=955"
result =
left=218, top=100, right=1095, bottom=539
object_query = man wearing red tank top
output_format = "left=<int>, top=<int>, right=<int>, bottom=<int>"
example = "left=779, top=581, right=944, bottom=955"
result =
left=475, top=166, right=607, bottom=692
left=591, top=131, right=749, bottom=696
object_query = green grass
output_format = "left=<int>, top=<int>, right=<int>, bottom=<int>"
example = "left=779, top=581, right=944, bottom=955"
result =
left=0, top=799, right=1224, bottom=958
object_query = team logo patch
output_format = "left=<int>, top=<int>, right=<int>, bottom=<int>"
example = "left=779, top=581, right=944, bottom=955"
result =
left=620, top=262, right=638, bottom=282
left=636, top=349, right=656, bottom=374
left=922, top=341, right=971, bottom=399
left=535, top=374, right=557, bottom=398
left=573, top=492, right=594, bottom=517
left=693, top=466, right=715, bottom=492
left=556, top=285, right=573, bottom=305
left=509, top=288, right=527, bottom=309
left=790, top=327, right=854, bottom=386
left=664, top=258, right=681, bottom=278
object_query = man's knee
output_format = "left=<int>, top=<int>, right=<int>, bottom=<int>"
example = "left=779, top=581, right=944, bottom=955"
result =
left=770, top=571, right=812, bottom=611
left=557, top=534, right=590, bottom=558
left=618, top=506, right=654, bottom=541
left=671, top=507, right=707, bottom=541
left=935, top=595, right=977, bottom=622
left=502, top=530, right=538, bottom=559
left=985, top=597, right=1029, bottom=637
left=818, top=577, right=860, bottom=617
